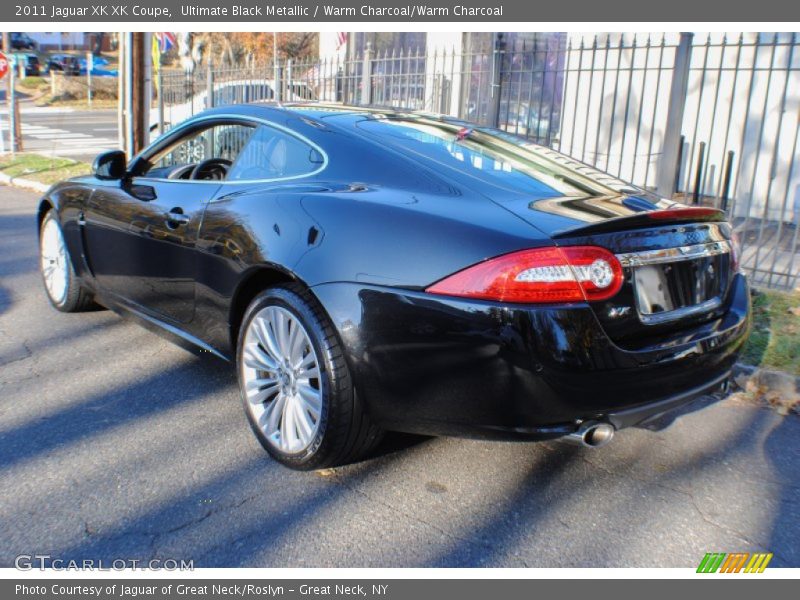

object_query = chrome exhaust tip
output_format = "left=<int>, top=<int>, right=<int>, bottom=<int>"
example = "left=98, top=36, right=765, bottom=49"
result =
left=565, top=421, right=615, bottom=448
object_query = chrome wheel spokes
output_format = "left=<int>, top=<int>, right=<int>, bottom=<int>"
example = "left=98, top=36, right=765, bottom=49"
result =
left=40, top=218, right=69, bottom=305
left=241, top=306, right=322, bottom=454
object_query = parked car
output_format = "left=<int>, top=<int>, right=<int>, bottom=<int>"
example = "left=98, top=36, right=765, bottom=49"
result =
left=76, top=55, right=116, bottom=76
left=10, top=32, right=36, bottom=50
left=78, top=55, right=110, bottom=70
left=15, top=53, right=41, bottom=77
left=47, top=54, right=81, bottom=76
left=38, top=104, right=750, bottom=470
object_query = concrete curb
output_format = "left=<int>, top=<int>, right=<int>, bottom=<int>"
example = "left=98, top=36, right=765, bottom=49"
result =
left=0, top=171, right=50, bottom=194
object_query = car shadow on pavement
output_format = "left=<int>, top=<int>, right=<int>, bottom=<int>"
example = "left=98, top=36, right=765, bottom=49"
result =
left=369, top=431, right=433, bottom=461
left=10, top=398, right=800, bottom=568
left=426, top=443, right=586, bottom=567
left=764, top=413, right=800, bottom=567
left=425, top=404, right=800, bottom=567
left=0, top=350, right=234, bottom=472
left=4, top=337, right=797, bottom=568
left=27, top=453, right=345, bottom=568
left=0, top=213, right=39, bottom=279
left=0, top=285, right=11, bottom=316
left=0, top=311, right=124, bottom=366
left=40, top=430, right=441, bottom=568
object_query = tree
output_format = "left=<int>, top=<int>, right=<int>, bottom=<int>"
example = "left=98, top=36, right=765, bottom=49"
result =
left=92, top=32, right=104, bottom=55
left=190, top=32, right=319, bottom=66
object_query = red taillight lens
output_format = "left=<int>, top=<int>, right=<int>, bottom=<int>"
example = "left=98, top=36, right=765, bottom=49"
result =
left=426, top=246, right=624, bottom=304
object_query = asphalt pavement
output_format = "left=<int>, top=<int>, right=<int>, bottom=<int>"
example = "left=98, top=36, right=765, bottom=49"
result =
left=0, top=184, right=798, bottom=568
left=0, top=101, right=118, bottom=161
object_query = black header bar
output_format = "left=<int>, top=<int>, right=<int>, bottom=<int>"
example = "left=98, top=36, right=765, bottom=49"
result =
left=4, top=0, right=800, bottom=23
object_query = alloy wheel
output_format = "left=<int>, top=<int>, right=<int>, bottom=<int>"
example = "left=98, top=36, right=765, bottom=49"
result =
left=40, top=217, right=69, bottom=306
left=241, top=306, right=323, bottom=454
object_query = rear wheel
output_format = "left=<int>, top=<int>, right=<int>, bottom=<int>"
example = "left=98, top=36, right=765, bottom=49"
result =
left=237, top=284, right=383, bottom=470
left=39, top=212, right=96, bottom=312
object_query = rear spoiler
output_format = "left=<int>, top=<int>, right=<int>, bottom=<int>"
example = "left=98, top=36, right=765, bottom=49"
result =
left=551, top=207, right=727, bottom=239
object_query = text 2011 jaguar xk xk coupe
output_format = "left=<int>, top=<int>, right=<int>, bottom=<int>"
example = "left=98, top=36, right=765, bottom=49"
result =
left=37, top=103, right=751, bottom=470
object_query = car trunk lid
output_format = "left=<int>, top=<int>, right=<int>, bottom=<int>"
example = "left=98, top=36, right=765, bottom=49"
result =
left=492, top=193, right=736, bottom=346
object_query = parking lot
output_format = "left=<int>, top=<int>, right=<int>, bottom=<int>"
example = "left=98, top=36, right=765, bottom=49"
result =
left=1, top=184, right=798, bottom=568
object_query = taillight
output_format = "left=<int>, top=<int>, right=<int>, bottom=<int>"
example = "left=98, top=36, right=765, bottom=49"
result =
left=426, top=246, right=624, bottom=304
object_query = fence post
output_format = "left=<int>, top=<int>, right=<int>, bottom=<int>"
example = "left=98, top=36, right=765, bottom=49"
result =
left=286, top=59, right=292, bottom=100
left=361, top=43, right=373, bottom=105
left=656, top=32, right=693, bottom=198
left=275, top=63, right=283, bottom=103
left=206, top=63, right=214, bottom=109
left=489, top=33, right=506, bottom=127
left=157, top=68, right=164, bottom=135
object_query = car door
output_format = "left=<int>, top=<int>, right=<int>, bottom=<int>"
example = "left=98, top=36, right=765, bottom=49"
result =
left=82, top=119, right=256, bottom=324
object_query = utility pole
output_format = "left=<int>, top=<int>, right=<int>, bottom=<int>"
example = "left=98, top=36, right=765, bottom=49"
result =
left=117, top=32, right=125, bottom=153
left=2, top=32, right=22, bottom=152
left=119, top=32, right=148, bottom=157
left=131, top=32, right=147, bottom=154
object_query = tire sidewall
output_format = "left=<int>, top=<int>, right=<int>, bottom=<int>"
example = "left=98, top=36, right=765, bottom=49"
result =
left=236, top=287, right=345, bottom=470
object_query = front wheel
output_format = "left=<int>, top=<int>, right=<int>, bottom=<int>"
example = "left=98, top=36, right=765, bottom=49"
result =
left=237, top=285, right=382, bottom=470
left=39, top=212, right=96, bottom=312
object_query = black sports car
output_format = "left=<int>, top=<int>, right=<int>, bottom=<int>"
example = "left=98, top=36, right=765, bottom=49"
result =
left=37, top=104, right=751, bottom=470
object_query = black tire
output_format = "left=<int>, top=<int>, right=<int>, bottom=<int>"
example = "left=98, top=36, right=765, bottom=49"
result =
left=237, top=284, right=383, bottom=470
left=39, top=211, right=97, bottom=313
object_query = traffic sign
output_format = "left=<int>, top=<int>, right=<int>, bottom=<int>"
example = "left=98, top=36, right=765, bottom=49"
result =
left=0, top=51, right=8, bottom=80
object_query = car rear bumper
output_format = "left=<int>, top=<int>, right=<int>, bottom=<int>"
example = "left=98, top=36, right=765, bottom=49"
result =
left=311, top=273, right=750, bottom=440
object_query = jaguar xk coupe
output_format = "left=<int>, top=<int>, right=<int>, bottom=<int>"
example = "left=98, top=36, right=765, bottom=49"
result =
left=37, top=103, right=751, bottom=470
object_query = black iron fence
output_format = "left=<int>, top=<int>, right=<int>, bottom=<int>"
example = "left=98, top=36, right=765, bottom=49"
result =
left=157, top=32, right=800, bottom=290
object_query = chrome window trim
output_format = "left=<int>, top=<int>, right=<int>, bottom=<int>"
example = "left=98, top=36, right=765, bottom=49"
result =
left=131, top=113, right=329, bottom=186
left=616, top=240, right=731, bottom=268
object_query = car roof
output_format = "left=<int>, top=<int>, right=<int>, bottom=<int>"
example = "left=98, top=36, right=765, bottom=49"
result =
left=185, top=101, right=643, bottom=201
left=197, top=101, right=471, bottom=131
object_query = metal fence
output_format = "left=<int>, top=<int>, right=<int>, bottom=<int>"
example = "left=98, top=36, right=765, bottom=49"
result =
left=157, top=32, right=800, bottom=290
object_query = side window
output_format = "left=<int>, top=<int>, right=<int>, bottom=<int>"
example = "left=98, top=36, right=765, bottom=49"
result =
left=226, top=125, right=324, bottom=181
left=141, top=122, right=255, bottom=179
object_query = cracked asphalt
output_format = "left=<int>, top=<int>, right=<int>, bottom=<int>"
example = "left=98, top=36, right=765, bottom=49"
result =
left=1, top=184, right=799, bottom=568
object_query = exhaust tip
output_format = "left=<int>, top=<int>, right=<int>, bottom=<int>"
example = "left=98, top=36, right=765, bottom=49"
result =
left=583, top=422, right=615, bottom=448
left=565, top=421, right=615, bottom=448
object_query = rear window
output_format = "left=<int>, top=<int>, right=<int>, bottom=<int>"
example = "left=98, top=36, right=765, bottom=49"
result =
left=355, top=117, right=602, bottom=197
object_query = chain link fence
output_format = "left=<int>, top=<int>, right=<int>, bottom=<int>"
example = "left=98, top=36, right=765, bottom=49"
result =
left=157, top=32, right=800, bottom=290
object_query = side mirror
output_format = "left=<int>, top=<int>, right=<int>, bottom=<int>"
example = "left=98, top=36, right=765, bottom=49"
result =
left=93, top=150, right=127, bottom=180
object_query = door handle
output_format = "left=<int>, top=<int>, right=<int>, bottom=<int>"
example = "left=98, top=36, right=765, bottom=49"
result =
left=165, top=208, right=190, bottom=229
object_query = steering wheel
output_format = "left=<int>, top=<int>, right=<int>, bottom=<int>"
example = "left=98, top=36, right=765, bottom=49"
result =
left=190, top=158, right=232, bottom=181
left=167, top=164, right=196, bottom=180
